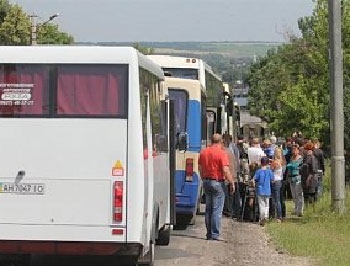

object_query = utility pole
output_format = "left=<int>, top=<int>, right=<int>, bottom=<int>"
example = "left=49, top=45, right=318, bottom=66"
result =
left=29, top=13, right=38, bottom=45
left=328, top=0, right=345, bottom=213
left=29, top=13, right=59, bottom=46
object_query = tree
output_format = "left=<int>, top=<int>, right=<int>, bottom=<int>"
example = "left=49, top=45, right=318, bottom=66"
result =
left=0, top=4, right=30, bottom=45
left=133, top=42, right=154, bottom=55
left=0, top=3, right=74, bottom=45
left=0, top=0, right=10, bottom=23
left=247, top=0, right=350, bottom=154
left=247, top=0, right=332, bottom=142
left=37, top=23, right=74, bottom=44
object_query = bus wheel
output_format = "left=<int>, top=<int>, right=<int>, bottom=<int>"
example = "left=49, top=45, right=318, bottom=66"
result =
left=156, top=225, right=170, bottom=246
left=138, top=241, right=155, bottom=266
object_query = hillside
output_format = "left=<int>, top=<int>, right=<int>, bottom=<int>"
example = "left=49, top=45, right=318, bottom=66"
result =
left=76, top=41, right=283, bottom=81
left=78, top=41, right=281, bottom=58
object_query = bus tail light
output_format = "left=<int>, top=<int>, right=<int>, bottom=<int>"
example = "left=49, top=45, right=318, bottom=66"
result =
left=185, top=158, right=194, bottom=182
left=113, top=181, right=123, bottom=222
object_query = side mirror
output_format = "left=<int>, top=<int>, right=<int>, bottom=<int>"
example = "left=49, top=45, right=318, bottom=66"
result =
left=177, top=132, right=188, bottom=151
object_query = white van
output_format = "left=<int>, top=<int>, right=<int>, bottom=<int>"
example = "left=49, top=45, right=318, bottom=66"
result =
left=0, top=46, right=173, bottom=266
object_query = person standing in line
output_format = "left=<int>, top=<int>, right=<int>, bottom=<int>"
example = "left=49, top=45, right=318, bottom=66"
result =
left=247, top=138, right=266, bottom=180
left=270, top=148, right=286, bottom=222
left=222, top=134, right=236, bottom=217
left=253, top=157, right=274, bottom=226
left=286, top=144, right=304, bottom=217
left=198, top=134, right=235, bottom=241
left=312, top=138, right=325, bottom=199
left=248, top=138, right=266, bottom=165
left=270, top=132, right=277, bottom=147
left=263, top=139, right=274, bottom=159
left=301, top=142, right=319, bottom=205
left=282, top=137, right=293, bottom=216
left=226, top=135, right=241, bottom=219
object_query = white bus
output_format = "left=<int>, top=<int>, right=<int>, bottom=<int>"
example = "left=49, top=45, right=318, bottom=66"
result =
left=0, top=46, right=173, bottom=266
left=147, top=55, right=227, bottom=144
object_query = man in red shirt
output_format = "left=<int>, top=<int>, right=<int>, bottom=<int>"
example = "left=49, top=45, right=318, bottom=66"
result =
left=198, top=134, right=235, bottom=241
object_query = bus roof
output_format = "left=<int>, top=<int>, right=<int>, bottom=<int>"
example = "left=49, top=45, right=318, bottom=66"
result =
left=0, top=46, right=164, bottom=80
left=204, top=62, right=222, bottom=81
left=147, top=54, right=202, bottom=69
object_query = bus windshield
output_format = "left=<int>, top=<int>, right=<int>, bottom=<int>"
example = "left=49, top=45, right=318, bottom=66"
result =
left=0, top=64, right=128, bottom=118
left=169, top=89, right=187, bottom=133
left=163, top=68, right=198, bottom=80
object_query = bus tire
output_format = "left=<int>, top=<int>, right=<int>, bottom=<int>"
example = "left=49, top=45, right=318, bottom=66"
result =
left=156, top=225, right=170, bottom=246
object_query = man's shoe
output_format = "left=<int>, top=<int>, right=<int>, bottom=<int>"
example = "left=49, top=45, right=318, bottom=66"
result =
left=212, top=237, right=225, bottom=242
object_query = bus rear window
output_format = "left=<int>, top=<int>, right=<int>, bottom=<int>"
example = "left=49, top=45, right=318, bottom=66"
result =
left=57, top=65, right=128, bottom=117
left=163, top=68, right=198, bottom=80
left=0, top=64, right=49, bottom=117
left=0, top=64, right=128, bottom=118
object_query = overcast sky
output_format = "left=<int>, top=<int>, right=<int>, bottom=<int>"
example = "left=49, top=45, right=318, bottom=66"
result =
left=11, top=0, right=315, bottom=42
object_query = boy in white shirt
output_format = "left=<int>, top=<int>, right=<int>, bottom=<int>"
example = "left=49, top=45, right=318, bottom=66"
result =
left=248, top=138, right=266, bottom=165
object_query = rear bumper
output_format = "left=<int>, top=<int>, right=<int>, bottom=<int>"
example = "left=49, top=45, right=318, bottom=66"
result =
left=0, top=241, right=140, bottom=256
left=176, top=206, right=196, bottom=215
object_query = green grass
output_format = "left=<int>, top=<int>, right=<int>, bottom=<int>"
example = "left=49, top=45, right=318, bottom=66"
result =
left=267, top=167, right=350, bottom=266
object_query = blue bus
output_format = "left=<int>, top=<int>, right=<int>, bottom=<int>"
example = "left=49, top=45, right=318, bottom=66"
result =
left=148, top=55, right=224, bottom=225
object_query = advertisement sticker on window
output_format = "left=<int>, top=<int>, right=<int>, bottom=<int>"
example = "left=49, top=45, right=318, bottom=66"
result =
left=0, top=83, right=34, bottom=106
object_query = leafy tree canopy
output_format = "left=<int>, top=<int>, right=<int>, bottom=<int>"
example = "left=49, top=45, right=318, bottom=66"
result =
left=0, top=3, right=74, bottom=45
left=247, top=0, right=350, bottom=151
left=133, top=42, right=154, bottom=55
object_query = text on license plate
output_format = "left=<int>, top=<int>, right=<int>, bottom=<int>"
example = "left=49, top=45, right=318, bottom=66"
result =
left=0, top=182, right=45, bottom=195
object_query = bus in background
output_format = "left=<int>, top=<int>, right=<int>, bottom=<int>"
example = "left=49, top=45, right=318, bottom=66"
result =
left=0, top=46, right=174, bottom=266
left=165, top=77, right=205, bottom=225
left=204, top=65, right=229, bottom=144
left=222, top=82, right=241, bottom=142
left=148, top=55, right=226, bottom=143
left=148, top=55, right=210, bottom=225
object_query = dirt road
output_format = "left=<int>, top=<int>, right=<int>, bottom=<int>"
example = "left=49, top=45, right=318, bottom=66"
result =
left=30, top=214, right=315, bottom=266
left=156, top=215, right=314, bottom=266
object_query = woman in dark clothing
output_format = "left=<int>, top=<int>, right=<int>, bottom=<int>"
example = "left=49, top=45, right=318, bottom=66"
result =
left=312, top=139, right=325, bottom=199
left=301, top=142, right=319, bottom=205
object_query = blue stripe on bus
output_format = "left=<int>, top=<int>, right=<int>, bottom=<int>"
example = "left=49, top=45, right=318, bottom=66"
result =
left=187, top=100, right=201, bottom=152
left=175, top=170, right=200, bottom=214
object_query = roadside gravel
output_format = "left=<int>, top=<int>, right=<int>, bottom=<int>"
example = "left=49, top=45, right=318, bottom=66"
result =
left=156, top=215, right=315, bottom=266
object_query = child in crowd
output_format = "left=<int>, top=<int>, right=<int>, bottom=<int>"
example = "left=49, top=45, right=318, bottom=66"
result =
left=253, top=157, right=274, bottom=226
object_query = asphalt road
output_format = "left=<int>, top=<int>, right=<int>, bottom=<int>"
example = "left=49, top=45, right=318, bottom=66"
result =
left=30, top=213, right=227, bottom=266
left=29, top=212, right=314, bottom=266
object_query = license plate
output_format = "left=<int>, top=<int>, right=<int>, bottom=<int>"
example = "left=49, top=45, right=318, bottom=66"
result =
left=0, top=182, right=45, bottom=195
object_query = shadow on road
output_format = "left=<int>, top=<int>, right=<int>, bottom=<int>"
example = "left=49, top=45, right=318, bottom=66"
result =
left=32, top=255, right=135, bottom=266
left=155, top=247, right=200, bottom=261
left=170, top=233, right=207, bottom=241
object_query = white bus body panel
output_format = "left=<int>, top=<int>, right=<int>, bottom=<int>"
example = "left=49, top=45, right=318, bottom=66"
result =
left=0, top=47, right=169, bottom=255
left=0, top=119, right=127, bottom=242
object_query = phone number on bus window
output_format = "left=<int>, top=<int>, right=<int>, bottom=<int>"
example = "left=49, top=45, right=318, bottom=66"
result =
left=0, top=183, right=45, bottom=195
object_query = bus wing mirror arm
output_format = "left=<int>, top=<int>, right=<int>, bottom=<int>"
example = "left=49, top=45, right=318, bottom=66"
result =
left=177, top=132, right=188, bottom=151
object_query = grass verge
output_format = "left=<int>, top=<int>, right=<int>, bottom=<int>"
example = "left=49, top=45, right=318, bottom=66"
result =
left=266, top=167, right=350, bottom=266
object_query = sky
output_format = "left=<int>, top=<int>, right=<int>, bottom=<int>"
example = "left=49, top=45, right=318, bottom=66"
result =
left=11, top=0, right=315, bottom=43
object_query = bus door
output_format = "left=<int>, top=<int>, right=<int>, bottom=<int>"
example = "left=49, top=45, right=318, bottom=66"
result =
left=168, top=89, right=188, bottom=194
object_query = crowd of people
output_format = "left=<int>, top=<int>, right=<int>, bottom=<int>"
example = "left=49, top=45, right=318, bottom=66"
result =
left=198, top=132, right=325, bottom=240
